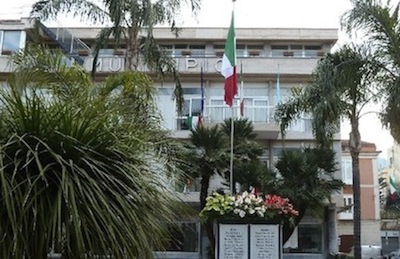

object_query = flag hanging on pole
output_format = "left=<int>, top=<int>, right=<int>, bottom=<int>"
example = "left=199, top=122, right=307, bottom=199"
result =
left=390, top=173, right=397, bottom=200
left=187, top=116, right=199, bottom=130
left=276, top=64, right=281, bottom=104
left=221, top=11, right=237, bottom=107
left=239, top=62, right=244, bottom=117
left=198, top=66, right=204, bottom=126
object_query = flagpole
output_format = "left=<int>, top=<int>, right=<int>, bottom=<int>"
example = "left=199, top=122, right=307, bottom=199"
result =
left=229, top=0, right=236, bottom=196
left=239, top=61, right=244, bottom=118
left=199, top=64, right=204, bottom=125
left=276, top=63, right=281, bottom=103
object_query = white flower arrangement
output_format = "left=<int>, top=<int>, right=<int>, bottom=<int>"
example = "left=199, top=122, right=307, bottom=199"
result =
left=200, top=191, right=298, bottom=222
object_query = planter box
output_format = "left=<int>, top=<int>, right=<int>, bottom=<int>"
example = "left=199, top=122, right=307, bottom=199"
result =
left=181, top=50, right=191, bottom=56
left=1, top=50, right=12, bottom=55
left=114, top=49, right=125, bottom=56
left=283, top=51, right=294, bottom=57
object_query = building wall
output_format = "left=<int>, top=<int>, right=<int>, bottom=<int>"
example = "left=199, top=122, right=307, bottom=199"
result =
left=360, top=159, right=375, bottom=185
left=360, top=187, right=377, bottom=220
left=387, top=142, right=400, bottom=171
left=0, top=18, right=344, bottom=258
left=338, top=220, right=381, bottom=248
left=338, top=141, right=381, bottom=251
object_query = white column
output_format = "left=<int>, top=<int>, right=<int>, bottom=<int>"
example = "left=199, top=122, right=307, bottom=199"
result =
left=328, top=205, right=339, bottom=255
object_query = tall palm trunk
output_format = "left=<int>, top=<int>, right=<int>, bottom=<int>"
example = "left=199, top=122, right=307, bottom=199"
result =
left=200, top=174, right=215, bottom=257
left=350, top=118, right=362, bottom=259
left=125, top=30, right=140, bottom=70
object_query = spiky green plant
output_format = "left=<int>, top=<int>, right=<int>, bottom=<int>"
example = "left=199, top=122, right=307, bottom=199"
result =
left=0, top=45, right=187, bottom=258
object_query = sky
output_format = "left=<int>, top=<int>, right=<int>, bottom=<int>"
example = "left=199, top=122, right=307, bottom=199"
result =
left=1, top=0, right=395, bottom=159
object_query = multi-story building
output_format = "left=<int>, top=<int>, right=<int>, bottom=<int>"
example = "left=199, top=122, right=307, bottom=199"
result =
left=0, top=17, right=344, bottom=259
left=387, top=142, right=400, bottom=171
left=380, top=142, right=400, bottom=254
left=338, top=141, right=381, bottom=253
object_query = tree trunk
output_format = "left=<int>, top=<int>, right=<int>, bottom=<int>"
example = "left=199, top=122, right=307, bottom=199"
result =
left=350, top=119, right=362, bottom=259
left=125, top=29, right=139, bottom=70
left=200, top=175, right=215, bottom=257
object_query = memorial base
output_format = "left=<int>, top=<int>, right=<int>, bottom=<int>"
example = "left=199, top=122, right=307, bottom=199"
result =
left=216, top=220, right=282, bottom=259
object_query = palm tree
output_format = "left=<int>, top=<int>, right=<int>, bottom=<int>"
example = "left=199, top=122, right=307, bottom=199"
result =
left=184, top=124, right=227, bottom=255
left=220, top=118, right=265, bottom=191
left=30, top=0, right=201, bottom=112
left=269, top=148, right=343, bottom=244
left=341, top=0, right=400, bottom=143
left=0, top=45, right=187, bottom=258
left=275, top=45, right=379, bottom=258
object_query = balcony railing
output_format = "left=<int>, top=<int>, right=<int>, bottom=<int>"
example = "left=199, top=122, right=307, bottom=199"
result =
left=174, top=104, right=313, bottom=134
left=203, top=103, right=275, bottom=124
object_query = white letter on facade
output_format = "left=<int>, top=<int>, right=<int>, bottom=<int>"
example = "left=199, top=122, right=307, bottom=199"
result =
left=109, top=58, right=122, bottom=72
left=186, top=58, right=197, bottom=71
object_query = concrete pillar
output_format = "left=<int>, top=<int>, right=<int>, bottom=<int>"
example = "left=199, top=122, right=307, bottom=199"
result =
left=328, top=205, right=339, bottom=255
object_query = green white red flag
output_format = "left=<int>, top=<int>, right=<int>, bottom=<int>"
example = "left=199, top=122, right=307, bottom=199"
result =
left=390, top=173, right=397, bottom=200
left=221, top=11, right=237, bottom=107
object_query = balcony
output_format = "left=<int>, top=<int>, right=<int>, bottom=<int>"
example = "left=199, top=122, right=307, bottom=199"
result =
left=171, top=102, right=315, bottom=140
left=203, top=103, right=280, bottom=139
left=338, top=211, right=353, bottom=220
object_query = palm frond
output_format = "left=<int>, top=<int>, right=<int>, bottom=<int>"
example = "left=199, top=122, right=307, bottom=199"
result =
left=31, top=0, right=108, bottom=24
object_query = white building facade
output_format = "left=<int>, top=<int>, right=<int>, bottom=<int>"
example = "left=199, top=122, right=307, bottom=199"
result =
left=0, top=18, right=344, bottom=259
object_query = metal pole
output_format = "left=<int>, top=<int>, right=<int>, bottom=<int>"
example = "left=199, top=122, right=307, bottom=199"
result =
left=230, top=106, right=234, bottom=195
left=230, top=0, right=236, bottom=196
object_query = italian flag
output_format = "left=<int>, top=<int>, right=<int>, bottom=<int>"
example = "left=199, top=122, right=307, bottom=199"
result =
left=390, top=174, right=397, bottom=200
left=221, top=12, right=237, bottom=107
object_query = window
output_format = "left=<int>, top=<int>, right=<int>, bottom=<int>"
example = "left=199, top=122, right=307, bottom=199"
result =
left=290, top=45, right=303, bottom=57
left=271, top=45, right=288, bottom=57
left=270, top=44, right=322, bottom=58
left=260, top=149, right=270, bottom=166
left=208, top=99, right=225, bottom=122
left=289, top=113, right=312, bottom=133
left=189, top=44, right=205, bottom=57
left=206, top=87, right=270, bottom=124
left=1, top=30, right=22, bottom=54
left=207, top=97, right=269, bottom=124
left=172, top=44, right=187, bottom=57
left=252, top=99, right=269, bottom=122
left=213, top=44, right=225, bottom=57
left=177, top=93, right=202, bottom=130
left=285, top=224, right=323, bottom=254
left=305, top=45, right=322, bottom=57
left=236, top=44, right=246, bottom=57
left=98, top=49, right=114, bottom=57
left=342, top=158, right=352, bottom=185
left=343, top=195, right=354, bottom=213
left=247, top=45, right=264, bottom=57
left=297, top=224, right=323, bottom=253
left=170, top=44, right=206, bottom=57
left=339, top=194, right=354, bottom=220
